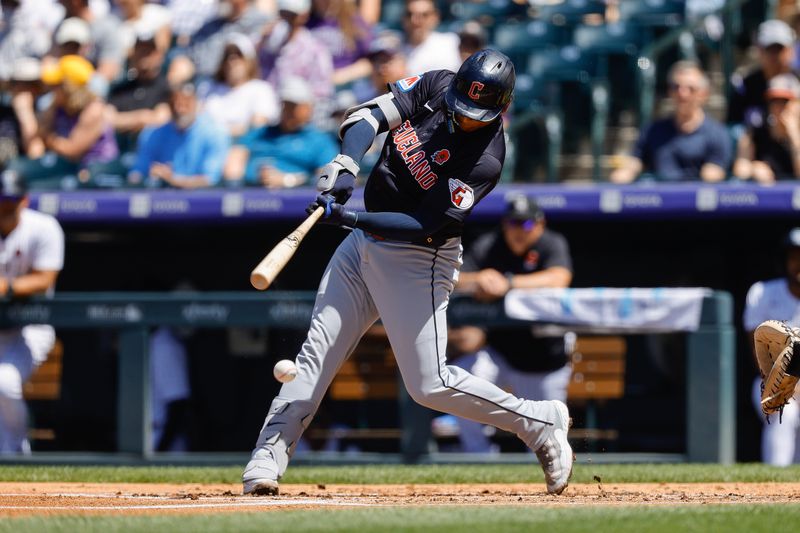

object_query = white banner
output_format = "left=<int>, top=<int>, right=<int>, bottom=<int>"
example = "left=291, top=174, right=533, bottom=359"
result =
left=504, top=288, right=712, bottom=332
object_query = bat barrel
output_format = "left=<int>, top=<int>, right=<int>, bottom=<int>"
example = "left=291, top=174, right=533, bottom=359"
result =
left=249, top=207, right=325, bottom=290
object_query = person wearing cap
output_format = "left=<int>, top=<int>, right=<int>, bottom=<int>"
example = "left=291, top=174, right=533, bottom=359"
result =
left=53, top=16, right=92, bottom=58
left=734, top=73, right=800, bottom=182
left=728, top=19, right=800, bottom=129
left=107, top=32, right=172, bottom=138
left=131, top=80, right=230, bottom=188
left=307, top=0, right=373, bottom=86
left=56, top=0, right=127, bottom=83
left=744, top=228, right=800, bottom=466
left=38, top=54, right=120, bottom=168
left=223, top=76, right=337, bottom=187
left=197, top=33, right=279, bottom=137
left=401, top=0, right=460, bottom=75
left=439, top=194, right=573, bottom=453
left=180, top=0, right=270, bottom=79
left=0, top=57, right=45, bottom=163
left=257, top=0, right=334, bottom=121
left=0, top=169, right=65, bottom=454
left=351, top=30, right=407, bottom=102
left=612, top=60, right=731, bottom=183
left=457, top=20, right=487, bottom=64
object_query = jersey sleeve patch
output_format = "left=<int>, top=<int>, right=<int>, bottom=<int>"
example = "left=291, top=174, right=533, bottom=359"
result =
left=449, top=178, right=475, bottom=210
left=432, top=149, right=450, bottom=165
left=397, top=75, right=423, bottom=92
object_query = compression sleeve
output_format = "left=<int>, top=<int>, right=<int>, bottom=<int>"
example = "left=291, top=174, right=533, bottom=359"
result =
left=340, top=107, right=388, bottom=163
left=347, top=210, right=451, bottom=242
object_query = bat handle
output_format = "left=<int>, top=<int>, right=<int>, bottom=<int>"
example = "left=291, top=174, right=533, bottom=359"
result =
left=308, top=205, right=325, bottom=223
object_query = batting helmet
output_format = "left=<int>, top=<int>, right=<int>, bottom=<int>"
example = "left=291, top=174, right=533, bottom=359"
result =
left=444, top=49, right=515, bottom=123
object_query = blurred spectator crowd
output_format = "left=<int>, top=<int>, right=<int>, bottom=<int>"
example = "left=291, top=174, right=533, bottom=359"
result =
left=0, top=0, right=798, bottom=188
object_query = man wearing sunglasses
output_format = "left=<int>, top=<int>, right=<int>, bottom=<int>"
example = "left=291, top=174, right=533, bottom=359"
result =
left=445, top=194, right=573, bottom=454
left=611, top=60, right=731, bottom=183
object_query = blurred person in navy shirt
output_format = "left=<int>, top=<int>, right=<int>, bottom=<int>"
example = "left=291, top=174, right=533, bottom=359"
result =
left=611, top=61, right=730, bottom=183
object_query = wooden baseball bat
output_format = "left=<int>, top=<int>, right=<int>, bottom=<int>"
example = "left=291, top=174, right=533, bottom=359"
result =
left=250, top=206, right=324, bottom=290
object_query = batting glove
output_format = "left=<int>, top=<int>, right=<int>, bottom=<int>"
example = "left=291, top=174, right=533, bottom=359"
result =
left=316, top=154, right=359, bottom=205
left=306, top=194, right=357, bottom=227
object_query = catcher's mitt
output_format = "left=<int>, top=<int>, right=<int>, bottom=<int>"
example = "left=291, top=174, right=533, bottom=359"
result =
left=755, top=320, right=800, bottom=415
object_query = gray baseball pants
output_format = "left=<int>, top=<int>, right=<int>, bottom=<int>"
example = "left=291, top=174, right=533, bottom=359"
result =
left=249, top=229, right=558, bottom=475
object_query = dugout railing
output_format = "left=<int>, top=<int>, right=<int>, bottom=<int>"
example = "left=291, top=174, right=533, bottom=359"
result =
left=0, top=289, right=734, bottom=464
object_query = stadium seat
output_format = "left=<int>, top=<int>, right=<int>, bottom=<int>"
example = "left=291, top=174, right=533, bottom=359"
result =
left=527, top=46, right=597, bottom=84
left=573, top=22, right=644, bottom=56
left=85, top=158, right=132, bottom=189
left=379, top=0, right=405, bottom=30
left=493, top=20, right=565, bottom=66
left=618, top=0, right=685, bottom=27
left=8, top=155, right=80, bottom=189
left=573, top=21, right=644, bottom=171
left=522, top=47, right=609, bottom=181
left=449, top=0, right=528, bottom=22
left=533, top=0, right=606, bottom=25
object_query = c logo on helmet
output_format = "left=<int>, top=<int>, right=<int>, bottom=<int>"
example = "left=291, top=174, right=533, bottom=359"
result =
left=468, top=81, right=484, bottom=101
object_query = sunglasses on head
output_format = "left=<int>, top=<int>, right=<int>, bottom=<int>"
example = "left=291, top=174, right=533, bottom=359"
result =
left=504, top=218, right=536, bottom=231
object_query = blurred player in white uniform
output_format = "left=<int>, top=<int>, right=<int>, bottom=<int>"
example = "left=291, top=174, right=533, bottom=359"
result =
left=744, top=228, right=800, bottom=465
left=0, top=170, right=64, bottom=454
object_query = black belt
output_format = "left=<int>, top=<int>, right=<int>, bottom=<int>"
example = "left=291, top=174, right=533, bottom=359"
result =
left=364, top=232, right=447, bottom=249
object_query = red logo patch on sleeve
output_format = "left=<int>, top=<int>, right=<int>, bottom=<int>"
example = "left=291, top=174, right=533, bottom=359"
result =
left=431, top=149, right=450, bottom=165
left=397, top=75, right=422, bottom=92
left=448, top=178, right=475, bottom=210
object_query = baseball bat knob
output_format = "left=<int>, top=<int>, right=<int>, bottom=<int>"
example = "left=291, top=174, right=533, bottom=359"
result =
left=251, top=273, right=269, bottom=291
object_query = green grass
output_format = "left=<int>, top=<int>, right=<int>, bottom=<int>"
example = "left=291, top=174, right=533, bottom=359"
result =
left=1, top=505, right=799, bottom=533
left=2, top=463, right=800, bottom=484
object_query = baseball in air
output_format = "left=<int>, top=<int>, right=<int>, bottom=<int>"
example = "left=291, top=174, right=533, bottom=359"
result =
left=273, top=359, right=297, bottom=383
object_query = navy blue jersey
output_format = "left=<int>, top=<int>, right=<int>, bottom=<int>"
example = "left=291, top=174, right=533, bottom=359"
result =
left=364, top=70, right=506, bottom=241
left=464, top=228, right=573, bottom=372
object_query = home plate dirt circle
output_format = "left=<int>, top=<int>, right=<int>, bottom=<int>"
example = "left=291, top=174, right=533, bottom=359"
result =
left=1, top=482, right=800, bottom=516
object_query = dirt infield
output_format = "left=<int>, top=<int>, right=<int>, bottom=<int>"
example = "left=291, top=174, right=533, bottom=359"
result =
left=1, top=482, right=800, bottom=516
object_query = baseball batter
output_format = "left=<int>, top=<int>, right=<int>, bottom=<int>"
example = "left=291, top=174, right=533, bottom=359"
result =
left=0, top=170, right=64, bottom=454
left=243, top=50, right=573, bottom=494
